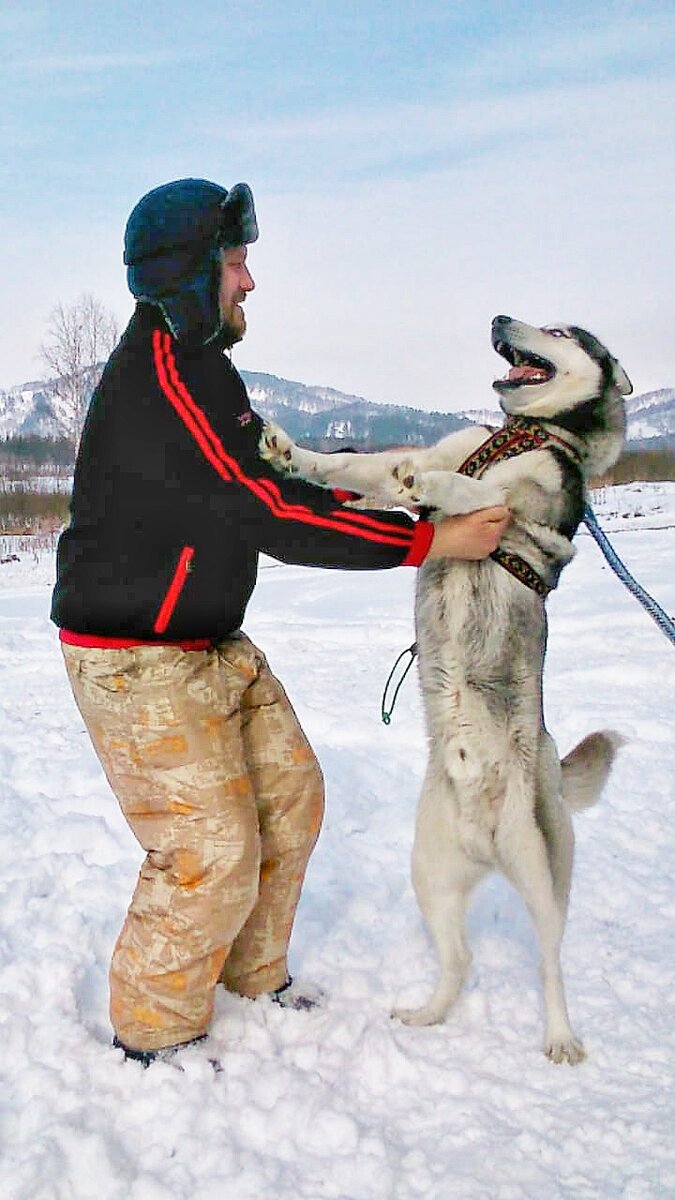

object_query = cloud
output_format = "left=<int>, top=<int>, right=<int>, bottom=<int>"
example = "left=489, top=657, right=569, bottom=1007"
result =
left=10, top=49, right=207, bottom=74
left=0, top=7, right=43, bottom=36
left=231, top=61, right=674, bottom=410
left=456, top=8, right=674, bottom=83
left=2, top=57, right=672, bottom=401
left=202, top=67, right=674, bottom=194
left=188, top=8, right=675, bottom=188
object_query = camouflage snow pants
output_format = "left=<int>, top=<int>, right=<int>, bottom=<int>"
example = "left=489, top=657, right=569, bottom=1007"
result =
left=62, top=634, right=324, bottom=1051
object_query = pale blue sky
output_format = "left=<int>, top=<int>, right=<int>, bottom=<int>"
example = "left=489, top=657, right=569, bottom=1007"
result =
left=2, top=1, right=673, bottom=406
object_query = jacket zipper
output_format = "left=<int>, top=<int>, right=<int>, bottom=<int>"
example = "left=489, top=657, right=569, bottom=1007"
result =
left=154, top=545, right=194, bottom=635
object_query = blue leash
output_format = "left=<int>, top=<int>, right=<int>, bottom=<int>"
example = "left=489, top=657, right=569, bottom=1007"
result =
left=582, top=503, right=675, bottom=646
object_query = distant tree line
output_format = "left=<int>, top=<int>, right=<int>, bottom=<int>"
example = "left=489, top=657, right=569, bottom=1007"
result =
left=0, top=435, right=73, bottom=535
left=0, top=439, right=672, bottom=538
left=595, top=447, right=675, bottom=485
left=0, top=489, right=70, bottom=535
left=0, top=435, right=673, bottom=484
left=0, top=435, right=75, bottom=470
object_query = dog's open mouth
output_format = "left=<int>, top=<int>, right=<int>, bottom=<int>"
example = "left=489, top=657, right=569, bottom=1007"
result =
left=493, top=341, right=555, bottom=389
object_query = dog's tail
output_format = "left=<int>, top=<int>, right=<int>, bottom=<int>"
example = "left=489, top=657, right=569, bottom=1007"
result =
left=560, top=730, right=627, bottom=812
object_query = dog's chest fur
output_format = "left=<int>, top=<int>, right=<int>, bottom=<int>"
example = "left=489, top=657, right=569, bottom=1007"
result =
left=413, top=443, right=582, bottom=864
left=416, top=572, right=546, bottom=862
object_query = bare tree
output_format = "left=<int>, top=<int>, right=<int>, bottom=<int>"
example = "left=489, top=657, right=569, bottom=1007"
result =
left=41, top=293, right=119, bottom=446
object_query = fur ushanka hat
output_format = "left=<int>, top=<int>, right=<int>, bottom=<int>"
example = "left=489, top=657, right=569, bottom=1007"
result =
left=123, top=178, right=258, bottom=345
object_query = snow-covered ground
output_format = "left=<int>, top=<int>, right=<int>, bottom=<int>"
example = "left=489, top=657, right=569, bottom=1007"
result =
left=0, top=485, right=673, bottom=1200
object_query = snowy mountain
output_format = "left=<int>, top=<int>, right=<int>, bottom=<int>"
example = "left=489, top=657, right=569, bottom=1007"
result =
left=622, top=388, right=675, bottom=446
left=244, top=370, right=472, bottom=445
left=243, top=370, right=359, bottom=417
left=0, top=371, right=673, bottom=449
left=0, top=370, right=473, bottom=447
left=464, top=390, right=675, bottom=450
left=0, top=382, right=65, bottom=439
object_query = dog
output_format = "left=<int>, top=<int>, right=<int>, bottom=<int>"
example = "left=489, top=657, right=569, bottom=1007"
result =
left=259, top=316, right=631, bottom=1063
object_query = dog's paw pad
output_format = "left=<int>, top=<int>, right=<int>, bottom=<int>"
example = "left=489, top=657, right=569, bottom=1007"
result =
left=259, top=423, right=295, bottom=470
left=392, top=460, right=422, bottom=504
left=544, top=1035, right=586, bottom=1065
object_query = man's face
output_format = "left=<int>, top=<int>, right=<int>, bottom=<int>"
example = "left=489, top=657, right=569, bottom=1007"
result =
left=218, top=245, right=255, bottom=346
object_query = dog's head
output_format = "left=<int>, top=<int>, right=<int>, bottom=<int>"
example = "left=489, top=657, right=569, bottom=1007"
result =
left=491, top=316, right=632, bottom=420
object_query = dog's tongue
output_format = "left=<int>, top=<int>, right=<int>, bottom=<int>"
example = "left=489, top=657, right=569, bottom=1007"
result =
left=508, top=364, right=545, bottom=382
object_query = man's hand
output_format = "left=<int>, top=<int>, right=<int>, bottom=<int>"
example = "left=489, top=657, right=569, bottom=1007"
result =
left=426, top=506, right=511, bottom=561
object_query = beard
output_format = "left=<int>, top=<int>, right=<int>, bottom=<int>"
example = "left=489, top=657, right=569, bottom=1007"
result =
left=219, top=298, right=246, bottom=348
left=220, top=317, right=245, bottom=347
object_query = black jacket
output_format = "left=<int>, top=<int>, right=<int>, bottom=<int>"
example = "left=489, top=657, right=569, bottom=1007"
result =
left=51, top=306, right=431, bottom=641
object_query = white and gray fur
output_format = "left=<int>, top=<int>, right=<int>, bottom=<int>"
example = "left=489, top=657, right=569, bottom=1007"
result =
left=259, top=316, right=631, bottom=1063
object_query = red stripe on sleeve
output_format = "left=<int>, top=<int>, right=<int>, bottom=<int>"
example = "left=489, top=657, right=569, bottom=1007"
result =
left=253, top=474, right=415, bottom=543
left=153, top=333, right=416, bottom=552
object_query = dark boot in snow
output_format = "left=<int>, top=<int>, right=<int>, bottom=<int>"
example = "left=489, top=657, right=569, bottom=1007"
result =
left=112, top=1034, right=222, bottom=1072
left=269, top=976, right=324, bottom=1011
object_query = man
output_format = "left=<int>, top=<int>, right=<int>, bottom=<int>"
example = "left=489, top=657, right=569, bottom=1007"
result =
left=51, top=178, right=509, bottom=1066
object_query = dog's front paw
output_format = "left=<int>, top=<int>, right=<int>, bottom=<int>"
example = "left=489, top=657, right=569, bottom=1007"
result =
left=544, top=1034, right=586, bottom=1065
left=391, top=460, right=425, bottom=506
left=258, top=421, right=297, bottom=474
left=390, top=463, right=508, bottom=514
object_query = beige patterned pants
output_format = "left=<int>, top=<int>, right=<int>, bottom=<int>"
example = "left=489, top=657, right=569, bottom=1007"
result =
left=62, top=634, right=324, bottom=1051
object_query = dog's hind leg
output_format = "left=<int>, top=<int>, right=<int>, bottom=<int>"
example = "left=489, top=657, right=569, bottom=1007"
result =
left=497, top=801, right=585, bottom=1064
left=392, top=771, right=486, bottom=1026
left=535, top=733, right=575, bottom=919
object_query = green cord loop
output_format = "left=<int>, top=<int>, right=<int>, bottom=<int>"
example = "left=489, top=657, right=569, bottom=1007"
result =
left=381, top=642, right=418, bottom=725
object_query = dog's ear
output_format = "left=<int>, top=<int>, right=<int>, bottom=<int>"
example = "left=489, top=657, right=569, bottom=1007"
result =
left=610, top=356, right=632, bottom=396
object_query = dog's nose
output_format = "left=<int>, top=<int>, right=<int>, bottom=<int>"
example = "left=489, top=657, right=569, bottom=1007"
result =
left=492, top=315, right=512, bottom=328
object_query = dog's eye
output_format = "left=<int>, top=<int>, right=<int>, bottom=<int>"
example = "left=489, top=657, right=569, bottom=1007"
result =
left=546, top=328, right=568, bottom=338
